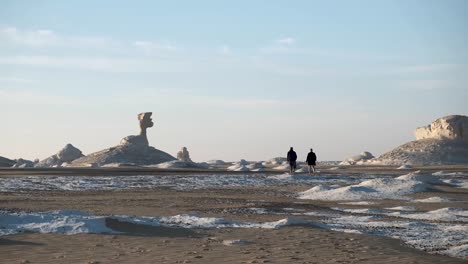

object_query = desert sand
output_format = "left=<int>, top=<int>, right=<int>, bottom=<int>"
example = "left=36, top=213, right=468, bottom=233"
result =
left=1, top=166, right=467, bottom=263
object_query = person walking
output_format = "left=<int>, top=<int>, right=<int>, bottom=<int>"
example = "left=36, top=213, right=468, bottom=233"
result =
left=306, top=148, right=317, bottom=175
left=287, top=147, right=297, bottom=174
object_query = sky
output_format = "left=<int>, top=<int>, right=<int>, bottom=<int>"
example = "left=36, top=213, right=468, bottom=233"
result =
left=1, top=0, right=467, bottom=162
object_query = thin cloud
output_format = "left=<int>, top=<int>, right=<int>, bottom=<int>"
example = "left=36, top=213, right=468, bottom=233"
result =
left=110, top=90, right=293, bottom=109
left=0, top=27, right=58, bottom=46
left=259, top=37, right=296, bottom=54
left=0, top=76, right=37, bottom=84
left=217, top=45, right=231, bottom=55
left=251, top=57, right=333, bottom=76
left=0, top=55, right=192, bottom=73
left=0, top=26, right=118, bottom=49
left=133, top=40, right=177, bottom=53
left=276, top=37, right=295, bottom=45
left=0, top=89, right=77, bottom=105
left=391, top=64, right=459, bottom=74
left=259, top=45, right=292, bottom=54
left=193, top=96, right=291, bottom=108
left=398, top=79, right=454, bottom=91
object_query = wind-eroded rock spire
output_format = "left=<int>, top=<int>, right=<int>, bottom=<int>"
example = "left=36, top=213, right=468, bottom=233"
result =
left=120, top=112, right=154, bottom=147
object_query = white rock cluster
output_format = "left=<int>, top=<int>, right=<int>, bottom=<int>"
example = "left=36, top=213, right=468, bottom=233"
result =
left=152, top=160, right=208, bottom=169
left=227, top=160, right=265, bottom=172
left=206, top=160, right=226, bottom=165
left=12, top=158, right=36, bottom=168
left=262, top=157, right=287, bottom=166
left=339, top=151, right=374, bottom=165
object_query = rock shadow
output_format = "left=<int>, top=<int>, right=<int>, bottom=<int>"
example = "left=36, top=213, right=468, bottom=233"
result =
left=0, top=238, right=44, bottom=246
left=105, top=218, right=205, bottom=238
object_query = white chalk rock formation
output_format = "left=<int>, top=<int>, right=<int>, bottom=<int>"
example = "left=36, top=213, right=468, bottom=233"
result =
left=0, top=156, right=15, bottom=167
left=415, top=115, right=468, bottom=141
left=12, top=158, right=35, bottom=168
left=119, top=112, right=153, bottom=147
left=262, top=157, right=287, bottom=166
left=176, top=147, right=192, bottom=162
left=206, top=160, right=225, bottom=165
left=273, top=161, right=291, bottom=171
left=57, top=144, right=84, bottom=162
left=227, top=160, right=251, bottom=171
left=246, top=162, right=264, bottom=170
left=72, top=112, right=176, bottom=167
left=152, top=160, right=207, bottom=169
left=339, top=151, right=375, bottom=165
left=36, top=144, right=84, bottom=167
left=374, top=115, right=468, bottom=165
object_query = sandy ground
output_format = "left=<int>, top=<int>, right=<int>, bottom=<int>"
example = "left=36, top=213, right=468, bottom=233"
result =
left=1, top=164, right=467, bottom=176
left=1, top=174, right=467, bottom=264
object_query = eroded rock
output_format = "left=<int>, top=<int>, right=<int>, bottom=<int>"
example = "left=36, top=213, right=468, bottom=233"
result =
left=72, top=112, right=175, bottom=167
left=120, top=112, right=154, bottom=147
left=177, top=147, right=192, bottom=162
left=36, top=144, right=84, bottom=167
left=340, top=151, right=375, bottom=165
left=415, top=115, right=468, bottom=141
left=373, top=115, right=468, bottom=165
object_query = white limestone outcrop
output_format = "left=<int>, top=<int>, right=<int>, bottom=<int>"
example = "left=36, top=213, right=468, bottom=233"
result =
left=36, top=144, right=84, bottom=167
left=339, top=151, right=375, bottom=165
left=373, top=115, right=468, bottom=165
left=72, top=112, right=176, bottom=167
left=415, top=115, right=468, bottom=141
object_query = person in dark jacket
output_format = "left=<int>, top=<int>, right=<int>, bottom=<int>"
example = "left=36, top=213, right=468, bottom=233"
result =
left=287, top=147, right=297, bottom=174
left=306, top=148, right=317, bottom=175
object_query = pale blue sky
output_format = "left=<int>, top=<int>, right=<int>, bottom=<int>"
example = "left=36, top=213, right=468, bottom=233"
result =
left=1, top=0, right=467, bottom=161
